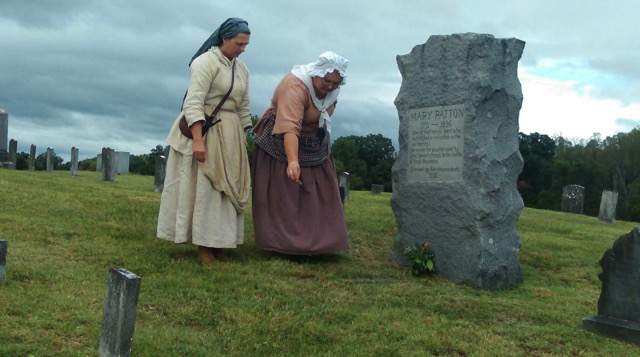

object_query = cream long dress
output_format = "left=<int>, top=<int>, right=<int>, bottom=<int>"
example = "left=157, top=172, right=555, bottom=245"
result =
left=157, top=47, right=252, bottom=248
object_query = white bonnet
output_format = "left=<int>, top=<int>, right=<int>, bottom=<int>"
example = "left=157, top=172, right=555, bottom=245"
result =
left=303, top=51, right=348, bottom=85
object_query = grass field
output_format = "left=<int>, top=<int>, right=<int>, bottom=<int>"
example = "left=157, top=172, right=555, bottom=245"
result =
left=0, top=169, right=638, bottom=356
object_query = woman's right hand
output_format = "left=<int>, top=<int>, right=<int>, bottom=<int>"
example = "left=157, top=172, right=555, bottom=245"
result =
left=287, top=161, right=300, bottom=183
left=193, top=138, right=206, bottom=162
left=190, top=121, right=206, bottom=162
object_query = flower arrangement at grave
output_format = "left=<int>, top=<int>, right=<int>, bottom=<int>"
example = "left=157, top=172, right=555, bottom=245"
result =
left=404, top=242, right=436, bottom=277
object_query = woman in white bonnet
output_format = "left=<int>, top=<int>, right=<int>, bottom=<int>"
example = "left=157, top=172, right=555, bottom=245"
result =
left=252, top=51, right=349, bottom=255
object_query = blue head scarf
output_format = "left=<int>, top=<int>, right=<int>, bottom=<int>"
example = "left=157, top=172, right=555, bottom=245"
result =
left=189, top=17, right=250, bottom=66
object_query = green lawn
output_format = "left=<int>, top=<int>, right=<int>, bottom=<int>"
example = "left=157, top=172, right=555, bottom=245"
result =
left=0, top=169, right=638, bottom=356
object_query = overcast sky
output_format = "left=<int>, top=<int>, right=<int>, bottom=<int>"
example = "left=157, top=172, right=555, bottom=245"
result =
left=1, top=0, right=639, bottom=160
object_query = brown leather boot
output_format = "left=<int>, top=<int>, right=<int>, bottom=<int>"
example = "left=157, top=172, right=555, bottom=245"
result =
left=198, top=246, right=216, bottom=264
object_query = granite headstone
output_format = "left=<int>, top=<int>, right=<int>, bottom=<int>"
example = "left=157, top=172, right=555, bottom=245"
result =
left=391, top=33, right=525, bottom=290
left=101, top=147, right=117, bottom=182
left=154, top=155, right=166, bottom=193
left=46, top=147, right=54, bottom=172
left=97, top=151, right=130, bottom=174
left=8, top=139, right=17, bottom=170
left=0, top=109, right=10, bottom=168
left=338, top=172, right=350, bottom=202
left=583, top=227, right=640, bottom=345
left=28, top=144, right=36, bottom=171
left=598, top=190, right=618, bottom=224
left=0, top=240, right=7, bottom=285
left=99, top=268, right=141, bottom=357
left=70, top=147, right=79, bottom=176
left=561, top=184, right=585, bottom=214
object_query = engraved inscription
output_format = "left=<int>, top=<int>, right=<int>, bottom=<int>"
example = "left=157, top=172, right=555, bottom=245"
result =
left=405, top=104, right=465, bottom=182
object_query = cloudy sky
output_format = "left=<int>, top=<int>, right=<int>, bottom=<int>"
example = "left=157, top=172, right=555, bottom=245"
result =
left=1, top=0, right=639, bottom=160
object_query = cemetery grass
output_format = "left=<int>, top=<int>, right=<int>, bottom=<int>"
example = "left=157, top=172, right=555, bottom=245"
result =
left=1, top=170, right=639, bottom=356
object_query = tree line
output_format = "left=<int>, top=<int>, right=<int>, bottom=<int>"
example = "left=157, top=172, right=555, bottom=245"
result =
left=11, top=145, right=168, bottom=175
left=11, top=118, right=397, bottom=193
left=17, top=125, right=638, bottom=222
left=518, top=129, right=640, bottom=221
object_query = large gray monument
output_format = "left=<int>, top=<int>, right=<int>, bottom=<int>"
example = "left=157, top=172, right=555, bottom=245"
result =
left=391, top=33, right=525, bottom=290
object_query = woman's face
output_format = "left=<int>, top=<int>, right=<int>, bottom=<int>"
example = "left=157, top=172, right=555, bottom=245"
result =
left=312, top=71, right=342, bottom=99
left=221, top=33, right=250, bottom=60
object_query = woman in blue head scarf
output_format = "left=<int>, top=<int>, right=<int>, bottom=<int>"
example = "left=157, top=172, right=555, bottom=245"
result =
left=157, top=18, right=253, bottom=264
left=189, top=18, right=251, bottom=66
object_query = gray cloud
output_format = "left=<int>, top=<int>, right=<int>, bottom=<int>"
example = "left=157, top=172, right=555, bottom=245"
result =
left=1, top=0, right=639, bottom=160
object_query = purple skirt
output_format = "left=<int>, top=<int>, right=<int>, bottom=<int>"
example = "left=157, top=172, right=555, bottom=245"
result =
left=251, top=147, right=349, bottom=255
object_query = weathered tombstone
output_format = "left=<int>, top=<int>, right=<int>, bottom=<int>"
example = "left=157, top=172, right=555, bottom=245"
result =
left=583, top=227, right=640, bottom=345
left=0, top=240, right=7, bottom=285
left=70, top=147, right=79, bottom=176
left=0, top=109, right=7, bottom=151
left=391, top=33, right=525, bottom=290
left=8, top=139, right=17, bottom=169
left=598, top=190, right=618, bottom=224
left=99, top=268, right=141, bottom=357
left=115, top=151, right=130, bottom=174
left=0, top=108, right=10, bottom=168
left=371, top=184, right=383, bottom=195
left=154, top=155, right=166, bottom=193
left=46, top=147, right=54, bottom=173
left=28, top=144, right=36, bottom=171
left=97, top=151, right=130, bottom=175
left=338, top=172, right=350, bottom=202
left=101, top=147, right=117, bottom=182
left=561, top=184, right=585, bottom=214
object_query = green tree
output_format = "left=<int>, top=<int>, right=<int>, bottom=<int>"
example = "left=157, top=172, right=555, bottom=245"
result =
left=128, top=145, right=169, bottom=176
left=331, top=134, right=396, bottom=191
left=517, top=132, right=556, bottom=208
left=600, top=129, right=640, bottom=220
left=34, top=150, right=64, bottom=170
left=15, top=152, right=29, bottom=170
left=79, top=158, right=97, bottom=171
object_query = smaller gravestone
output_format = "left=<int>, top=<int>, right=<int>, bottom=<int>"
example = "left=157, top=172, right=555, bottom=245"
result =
left=70, top=147, right=79, bottom=176
left=0, top=240, right=7, bottom=285
left=154, top=155, right=166, bottom=193
left=99, top=268, right=141, bottom=357
left=8, top=139, right=17, bottom=169
left=0, top=109, right=9, bottom=168
left=97, top=151, right=130, bottom=174
left=28, top=144, right=36, bottom=171
left=0, top=109, right=7, bottom=151
left=101, top=148, right=117, bottom=182
left=561, top=184, right=585, bottom=214
left=116, top=152, right=130, bottom=174
left=598, top=190, right=618, bottom=224
left=338, top=172, right=350, bottom=202
left=46, top=147, right=54, bottom=173
left=371, top=184, right=383, bottom=195
left=583, top=227, right=640, bottom=345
